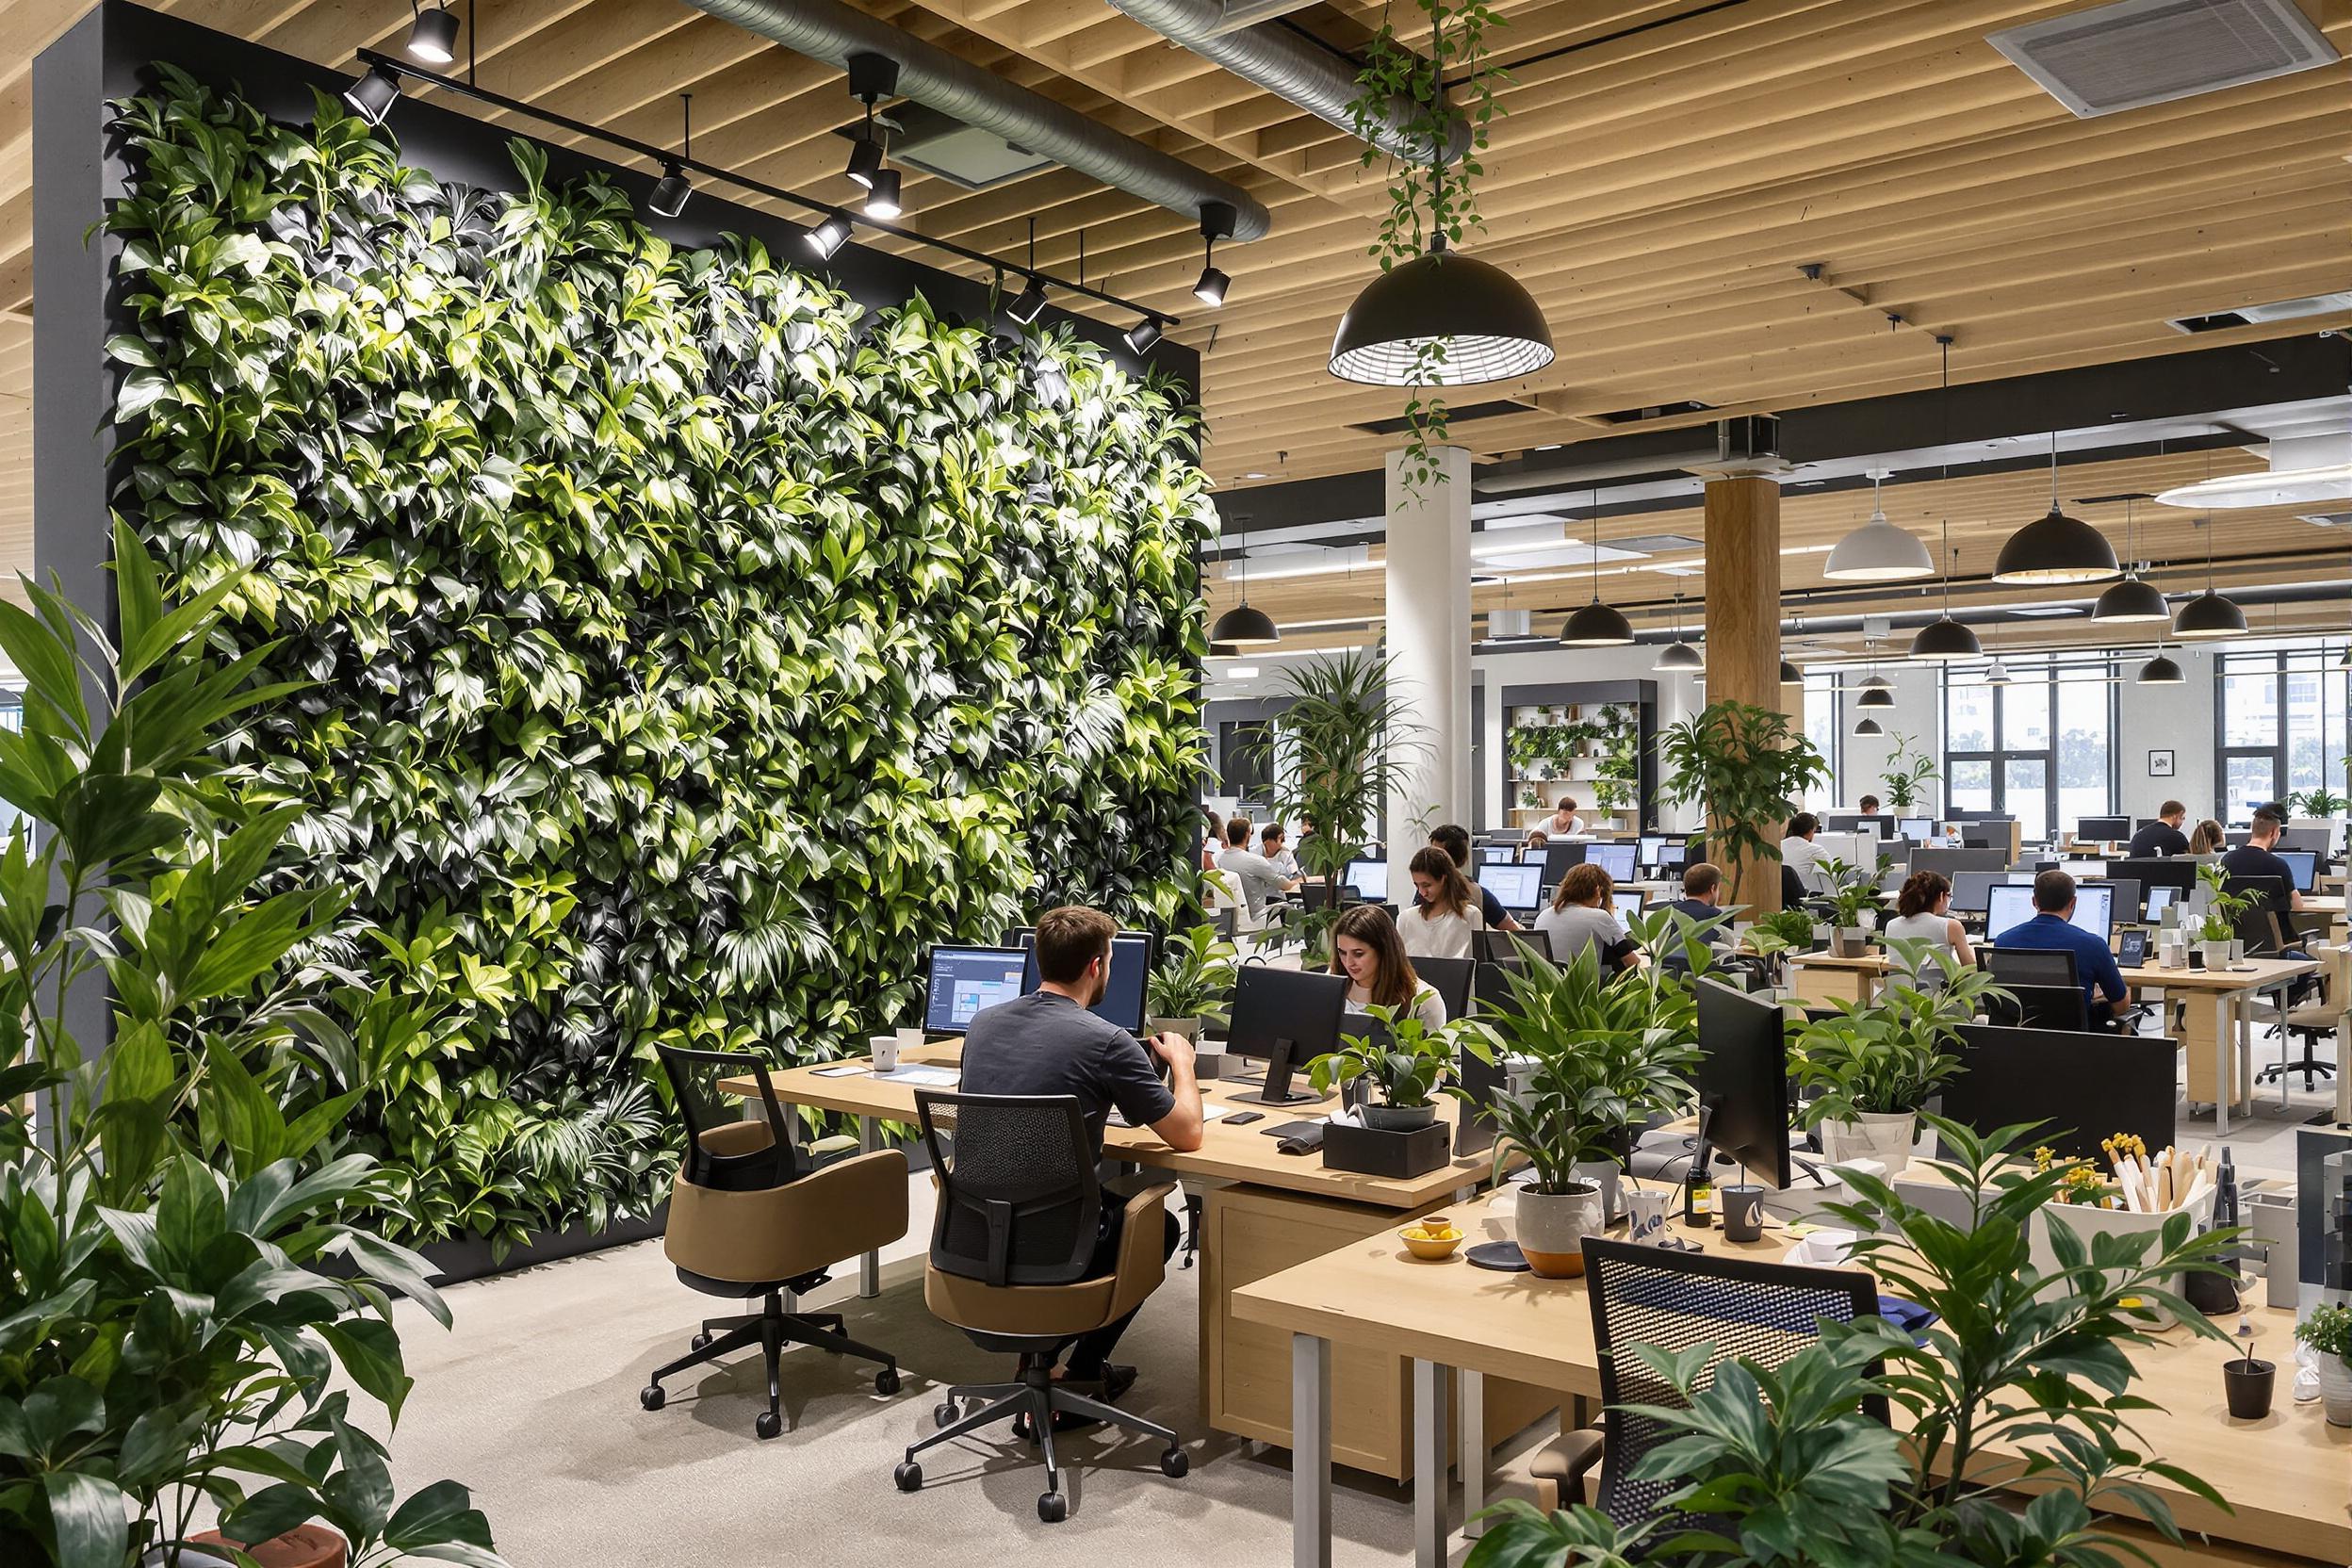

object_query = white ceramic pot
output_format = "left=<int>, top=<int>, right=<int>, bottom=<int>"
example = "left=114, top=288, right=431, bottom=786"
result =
left=2029, top=1186, right=2216, bottom=1331
left=2318, top=1353, right=2352, bottom=1427
left=2200, top=940, right=2234, bottom=971
left=1818, top=1111, right=1917, bottom=1172
left=1515, top=1183, right=1606, bottom=1279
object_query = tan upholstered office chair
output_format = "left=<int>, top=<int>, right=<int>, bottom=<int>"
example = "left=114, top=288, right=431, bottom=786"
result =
left=890, top=1091, right=1186, bottom=1523
left=640, top=1045, right=908, bottom=1438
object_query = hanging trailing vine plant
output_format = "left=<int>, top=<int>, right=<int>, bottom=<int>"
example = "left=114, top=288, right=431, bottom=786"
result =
left=1345, top=0, right=1510, bottom=492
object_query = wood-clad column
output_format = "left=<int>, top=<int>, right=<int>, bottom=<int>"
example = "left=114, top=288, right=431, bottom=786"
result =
left=1702, top=473, right=1784, bottom=915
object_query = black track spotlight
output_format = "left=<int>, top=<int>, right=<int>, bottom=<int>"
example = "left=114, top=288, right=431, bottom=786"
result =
left=845, top=137, right=884, bottom=189
left=1193, top=265, right=1229, bottom=308
left=1006, top=275, right=1049, bottom=325
left=1124, top=316, right=1164, bottom=353
left=343, top=64, right=402, bottom=126
left=805, top=213, right=854, bottom=260
left=645, top=94, right=693, bottom=218
left=860, top=167, right=902, bottom=220
left=405, top=2, right=459, bottom=63
left=1193, top=200, right=1235, bottom=308
left=844, top=53, right=900, bottom=192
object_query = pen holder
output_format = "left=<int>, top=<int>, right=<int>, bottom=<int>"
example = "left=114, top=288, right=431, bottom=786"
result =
left=2225, top=1357, right=2276, bottom=1420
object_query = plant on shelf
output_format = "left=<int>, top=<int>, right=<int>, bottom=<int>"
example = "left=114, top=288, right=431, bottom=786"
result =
left=1262, top=650, right=1425, bottom=959
left=0, top=527, right=503, bottom=1568
left=2297, top=1303, right=2352, bottom=1425
left=1145, top=924, right=1239, bottom=1037
left=1880, top=731, right=1941, bottom=813
left=1592, top=706, right=1642, bottom=814
left=1309, top=1005, right=1487, bottom=1132
left=1657, top=700, right=1830, bottom=906
left=2290, top=785, right=2348, bottom=819
left=1790, top=937, right=2004, bottom=1168
left=1466, top=1118, right=2236, bottom=1567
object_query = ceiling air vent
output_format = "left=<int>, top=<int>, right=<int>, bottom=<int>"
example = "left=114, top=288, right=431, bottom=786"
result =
left=1348, top=399, right=1528, bottom=435
left=2170, top=291, right=2352, bottom=334
left=1988, top=0, right=2338, bottom=119
left=1595, top=400, right=1714, bottom=426
left=2297, top=509, right=2352, bottom=530
left=832, top=105, right=1055, bottom=190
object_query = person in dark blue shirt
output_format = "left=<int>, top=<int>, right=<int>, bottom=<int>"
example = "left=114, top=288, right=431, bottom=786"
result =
left=2001, top=869, right=2128, bottom=1026
left=2127, top=801, right=2191, bottom=859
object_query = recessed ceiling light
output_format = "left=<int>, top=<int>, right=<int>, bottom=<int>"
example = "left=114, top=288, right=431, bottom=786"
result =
left=1225, top=664, right=1259, bottom=678
left=1242, top=471, right=1268, bottom=480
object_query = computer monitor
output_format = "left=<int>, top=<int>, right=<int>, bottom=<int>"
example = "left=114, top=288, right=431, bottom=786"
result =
left=1948, top=870, right=2001, bottom=914
left=1586, top=841, right=1637, bottom=882
left=1986, top=883, right=2111, bottom=945
left=1824, top=813, right=1894, bottom=838
left=1941, top=1024, right=2174, bottom=1165
left=1656, top=839, right=1690, bottom=871
left=2144, top=884, right=2180, bottom=923
left=1477, top=861, right=1544, bottom=914
left=1637, top=833, right=1669, bottom=869
left=2112, top=856, right=2197, bottom=894
left=1910, top=846, right=2010, bottom=878
left=1478, top=845, right=1516, bottom=865
left=923, top=944, right=1031, bottom=1034
left=1541, top=842, right=1589, bottom=887
left=2079, top=876, right=2140, bottom=923
left=1897, top=817, right=1935, bottom=842
left=1344, top=858, right=1389, bottom=903
left=1611, top=890, right=1645, bottom=919
left=2280, top=826, right=2334, bottom=858
left=2276, top=849, right=2320, bottom=892
left=1015, top=929, right=1152, bottom=1034
left=1225, top=965, right=1349, bottom=1107
left=2076, top=816, right=2132, bottom=842
left=1693, top=978, right=1793, bottom=1191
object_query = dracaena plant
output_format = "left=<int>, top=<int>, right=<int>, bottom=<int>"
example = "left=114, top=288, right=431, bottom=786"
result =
left=0, top=526, right=502, bottom=1568
left=1143, top=924, right=1238, bottom=1027
left=1814, top=854, right=1890, bottom=931
left=1789, top=937, right=2004, bottom=1122
left=1658, top=702, right=1832, bottom=906
left=1880, top=733, right=1940, bottom=813
left=1308, top=1004, right=1483, bottom=1110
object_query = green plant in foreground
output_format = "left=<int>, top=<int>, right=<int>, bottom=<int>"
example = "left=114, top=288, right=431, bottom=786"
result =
left=1308, top=1004, right=1481, bottom=1110
left=1790, top=939, right=2004, bottom=1124
left=0, top=527, right=500, bottom=1568
left=1144, top=924, right=1237, bottom=1027
left=1466, top=1119, right=2238, bottom=1567
left=1658, top=701, right=1831, bottom=906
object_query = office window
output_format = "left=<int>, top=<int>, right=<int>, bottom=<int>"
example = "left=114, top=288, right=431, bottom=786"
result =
left=2217, top=646, right=2346, bottom=821
left=1802, top=674, right=1841, bottom=805
left=1943, top=656, right=2115, bottom=841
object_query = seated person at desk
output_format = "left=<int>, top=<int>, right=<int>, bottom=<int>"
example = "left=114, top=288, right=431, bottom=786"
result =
left=2221, top=803, right=2305, bottom=923
left=1261, top=821, right=1300, bottom=880
left=2129, top=801, right=2190, bottom=858
left=1779, top=811, right=1828, bottom=898
left=1200, top=808, right=1223, bottom=873
left=2188, top=818, right=2226, bottom=856
left=1536, top=862, right=1641, bottom=973
left=1327, top=905, right=1446, bottom=1031
left=1521, top=827, right=1550, bottom=856
left=1858, top=794, right=1881, bottom=815
left=1544, top=795, right=1586, bottom=837
left=2002, top=870, right=2129, bottom=1027
left=1884, top=870, right=1975, bottom=968
left=1399, top=847, right=1486, bottom=960
left=959, top=906, right=1201, bottom=1413
left=1217, top=815, right=1299, bottom=910
left=1665, top=861, right=1735, bottom=944
left=1429, top=824, right=1525, bottom=933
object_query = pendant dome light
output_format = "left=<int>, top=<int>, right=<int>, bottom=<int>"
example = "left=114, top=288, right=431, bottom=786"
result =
left=1853, top=714, right=1885, bottom=738
left=1823, top=468, right=1933, bottom=581
left=1560, top=488, right=1633, bottom=645
left=1993, top=432, right=2119, bottom=584
left=1210, top=548, right=1279, bottom=647
left=1983, top=657, right=2013, bottom=686
left=2091, top=498, right=2170, bottom=623
left=1780, top=658, right=1802, bottom=684
left=2137, top=648, right=2185, bottom=684
left=2171, top=509, right=2246, bottom=640
left=1857, top=683, right=1895, bottom=710
left=1909, top=531, right=1982, bottom=660
left=1654, top=594, right=1703, bottom=672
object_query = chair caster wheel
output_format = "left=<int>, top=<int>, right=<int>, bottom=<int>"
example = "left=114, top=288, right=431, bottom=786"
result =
left=755, top=1411, right=782, bottom=1440
left=933, top=1400, right=960, bottom=1429
left=894, top=1461, right=923, bottom=1493
left=690, top=1332, right=712, bottom=1352
left=875, top=1366, right=902, bottom=1396
left=1160, top=1448, right=1188, bottom=1478
left=1037, top=1491, right=1067, bottom=1524
left=639, top=1385, right=665, bottom=1412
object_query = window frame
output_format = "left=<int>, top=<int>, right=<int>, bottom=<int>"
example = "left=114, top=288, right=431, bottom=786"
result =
left=1941, top=656, right=2116, bottom=837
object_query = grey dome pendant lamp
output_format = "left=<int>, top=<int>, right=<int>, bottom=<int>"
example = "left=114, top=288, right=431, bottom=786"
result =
left=1655, top=594, right=1704, bottom=671
left=1910, top=340, right=1981, bottom=659
left=1823, top=468, right=1933, bottom=581
left=2091, top=498, right=2170, bottom=623
left=1210, top=547, right=1279, bottom=646
left=1560, top=488, right=1634, bottom=645
left=1993, top=431, right=2120, bottom=584
left=2170, top=488, right=2246, bottom=639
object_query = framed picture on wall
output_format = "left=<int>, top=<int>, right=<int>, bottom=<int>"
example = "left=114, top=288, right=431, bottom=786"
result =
left=2148, top=749, right=2176, bottom=778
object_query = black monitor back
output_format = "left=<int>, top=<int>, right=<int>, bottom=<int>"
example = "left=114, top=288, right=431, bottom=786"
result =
left=1984, top=945, right=2080, bottom=990
left=1911, top=847, right=2009, bottom=877
left=2112, top=857, right=2196, bottom=893
left=1226, top=965, right=1348, bottom=1064
left=1414, top=956, right=1477, bottom=1021
left=1693, top=978, right=1791, bottom=1189
left=1984, top=983, right=2089, bottom=1032
left=1943, top=1024, right=2173, bottom=1163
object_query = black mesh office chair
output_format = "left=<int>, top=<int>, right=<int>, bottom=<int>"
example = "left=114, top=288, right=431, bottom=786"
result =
left=896, top=1092, right=1184, bottom=1522
left=642, top=1046, right=906, bottom=1437
left=1530, top=1237, right=1886, bottom=1522
left=1415, top=955, right=1477, bottom=1019
left=1984, top=946, right=2077, bottom=988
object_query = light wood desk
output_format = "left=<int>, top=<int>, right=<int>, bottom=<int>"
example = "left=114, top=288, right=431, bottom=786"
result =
left=1785, top=949, right=2316, bottom=1135
left=717, top=1043, right=1545, bottom=1479
left=1237, top=1184, right=2352, bottom=1568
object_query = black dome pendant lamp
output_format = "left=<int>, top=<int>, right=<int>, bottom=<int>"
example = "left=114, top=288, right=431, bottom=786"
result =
left=1559, top=487, right=1633, bottom=645
left=1993, top=432, right=2120, bottom=584
left=2171, top=496, right=2246, bottom=640
left=2091, top=498, right=2170, bottom=623
left=1911, top=339, right=1982, bottom=661
left=1210, top=548, right=1279, bottom=647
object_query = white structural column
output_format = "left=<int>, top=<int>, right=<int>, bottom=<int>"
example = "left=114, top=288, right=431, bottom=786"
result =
left=1385, top=445, right=1474, bottom=883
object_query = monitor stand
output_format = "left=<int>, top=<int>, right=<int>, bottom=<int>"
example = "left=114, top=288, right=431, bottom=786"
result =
left=1230, top=1037, right=1325, bottom=1107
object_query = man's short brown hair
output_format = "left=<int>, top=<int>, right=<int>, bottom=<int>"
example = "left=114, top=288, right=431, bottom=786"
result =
left=1682, top=862, right=1723, bottom=899
left=2160, top=800, right=2185, bottom=820
left=1033, top=906, right=1116, bottom=985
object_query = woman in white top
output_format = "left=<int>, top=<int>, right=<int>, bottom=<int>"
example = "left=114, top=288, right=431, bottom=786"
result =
left=1398, top=845, right=1485, bottom=961
left=1883, top=869, right=1975, bottom=969
left=1545, top=796, right=1586, bottom=837
left=1535, top=862, right=1641, bottom=974
left=1327, top=905, right=1447, bottom=1033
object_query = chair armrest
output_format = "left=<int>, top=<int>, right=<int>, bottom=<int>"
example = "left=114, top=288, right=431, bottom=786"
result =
left=1102, top=1183, right=1178, bottom=1322
left=665, top=1148, right=909, bottom=1285
left=1528, top=1427, right=1605, bottom=1512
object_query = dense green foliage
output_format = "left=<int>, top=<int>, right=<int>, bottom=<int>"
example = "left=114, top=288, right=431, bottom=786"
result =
left=105, top=69, right=1209, bottom=1248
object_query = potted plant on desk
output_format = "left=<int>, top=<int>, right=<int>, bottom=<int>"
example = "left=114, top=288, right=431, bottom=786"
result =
left=1146, top=923, right=1237, bottom=1042
left=1816, top=853, right=1887, bottom=958
left=2296, top=1303, right=2352, bottom=1425
left=1791, top=938, right=1998, bottom=1168
left=1308, top=1006, right=1486, bottom=1176
left=1740, top=907, right=1821, bottom=989
left=2194, top=861, right=2257, bottom=969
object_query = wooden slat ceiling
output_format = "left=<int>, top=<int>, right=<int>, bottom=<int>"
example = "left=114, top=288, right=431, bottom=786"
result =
left=0, top=0, right=2345, bottom=629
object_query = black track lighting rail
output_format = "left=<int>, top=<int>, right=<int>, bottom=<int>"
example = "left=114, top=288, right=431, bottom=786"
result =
left=353, top=50, right=1179, bottom=335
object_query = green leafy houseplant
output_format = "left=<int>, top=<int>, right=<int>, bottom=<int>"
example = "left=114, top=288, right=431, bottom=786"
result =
left=2289, top=786, right=2347, bottom=818
left=2194, top=861, right=2257, bottom=946
left=108, top=73, right=1209, bottom=1250
left=1308, top=1004, right=1482, bottom=1127
left=1813, top=854, right=1889, bottom=940
left=0, top=528, right=502, bottom=1568
left=1658, top=701, right=1831, bottom=906
left=1880, top=732, right=1941, bottom=813
left=1466, top=1119, right=2238, bottom=1567
left=1144, top=924, right=1238, bottom=1031
left=1592, top=706, right=1642, bottom=814
left=1791, top=938, right=2005, bottom=1168
left=1260, top=650, right=1424, bottom=960
left=2295, top=1302, right=2352, bottom=1360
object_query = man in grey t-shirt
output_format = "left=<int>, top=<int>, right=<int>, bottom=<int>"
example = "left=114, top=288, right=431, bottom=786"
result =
left=960, top=907, right=1202, bottom=1413
left=1217, top=816, right=1298, bottom=910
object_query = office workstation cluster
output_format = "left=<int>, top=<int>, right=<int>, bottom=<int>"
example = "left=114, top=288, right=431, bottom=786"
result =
left=8, top=1, right=2352, bottom=1566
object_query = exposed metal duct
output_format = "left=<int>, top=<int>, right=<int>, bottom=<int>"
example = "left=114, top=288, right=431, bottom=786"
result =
left=1194, top=0, right=1320, bottom=37
left=683, top=0, right=1272, bottom=239
left=1106, top=0, right=1474, bottom=167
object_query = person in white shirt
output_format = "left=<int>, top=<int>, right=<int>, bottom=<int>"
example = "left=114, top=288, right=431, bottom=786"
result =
left=1883, top=869, right=1974, bottom=969
left=1544, top=796, right=1586, bottom=838
left=1260, top=822, right=1300, bottom=881
left=1779, top=811, right=1828, bottom=895
left=1326, top=905, right=1446, bottom=1033
left=1398, top=846, right=1485, bottom=961
left=1534, top=862, right=1641, bottom=974
left=1216, top=816, right=1298, bottom=911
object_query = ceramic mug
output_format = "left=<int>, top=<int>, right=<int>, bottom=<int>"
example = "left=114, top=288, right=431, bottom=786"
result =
left=1625, top=1186, right=1671, bottom=1246
left=1720, top=1184, right=1766, bottom=1242
left=870, top=1034, right=901, bottom=1073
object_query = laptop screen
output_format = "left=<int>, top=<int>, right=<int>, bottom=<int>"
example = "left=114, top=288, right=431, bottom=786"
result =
left=2276, top=849, right=2319, bottom=892
left=1345, top=858, right=1389, bottom=903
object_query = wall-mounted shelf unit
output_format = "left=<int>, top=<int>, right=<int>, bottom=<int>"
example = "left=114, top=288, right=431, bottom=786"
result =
left=1494, top=681, right=1658, bottom=833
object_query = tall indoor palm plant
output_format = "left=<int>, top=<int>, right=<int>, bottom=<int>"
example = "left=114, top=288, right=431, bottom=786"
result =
left=1658, top=700, right=1830, bottom=906
left=1260, top=650, right=1425, bottom=955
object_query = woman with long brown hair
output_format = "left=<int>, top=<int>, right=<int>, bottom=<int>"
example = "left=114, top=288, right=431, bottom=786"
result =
left=1535, top=861, right=1640, bottom=973
left=1399, top=844, right=1483, bottom=960
left=1884, top=869, right=1974, bottom=968
left=1327, top=904, right=1446, bottom=1031
left=2189, top=818, right=2226, bottom=856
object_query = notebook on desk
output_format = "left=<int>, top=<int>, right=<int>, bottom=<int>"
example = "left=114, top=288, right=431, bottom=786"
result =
left=1107, top=1102, right=1232, bottom=1130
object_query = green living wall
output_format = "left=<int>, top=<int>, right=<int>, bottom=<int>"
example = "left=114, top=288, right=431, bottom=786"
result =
left=104, top=70, right=1210, bottom=1247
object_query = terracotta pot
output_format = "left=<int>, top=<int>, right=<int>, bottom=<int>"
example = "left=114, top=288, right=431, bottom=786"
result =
left=1514, top=1183, right=1606, bottom=1279
left=188, top=1526, right=348, bottom=1568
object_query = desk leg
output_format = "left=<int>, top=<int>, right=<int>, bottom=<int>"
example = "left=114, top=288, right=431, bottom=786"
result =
left=1413, top=1358, right=1446, bottom=1568
left=858, top=1116, right=881, bottom=1298
left=2339, top=1017, right=2352, bottom=1127
left=1459, top=1367, right=1487, bottom=1540
left=2214, top=996, right=2234, bottom=1136
left=1292, top=1334, right=1332, bottom=1568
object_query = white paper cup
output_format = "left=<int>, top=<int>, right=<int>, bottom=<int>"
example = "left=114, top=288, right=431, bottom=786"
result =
left=870, top=1034, right=901, bottom=1073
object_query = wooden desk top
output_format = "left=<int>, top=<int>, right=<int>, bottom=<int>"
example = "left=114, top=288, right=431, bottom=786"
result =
left=1233, top=1185, right=2352, bottom=1561
left=1788, top=948, right=2316, bottom=994
left=717, top=1043, right=1498, bottom=1211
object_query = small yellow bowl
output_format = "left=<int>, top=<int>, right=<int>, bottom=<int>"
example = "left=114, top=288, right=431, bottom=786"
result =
left=1398, top=1220, right=1464, bottom=1261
